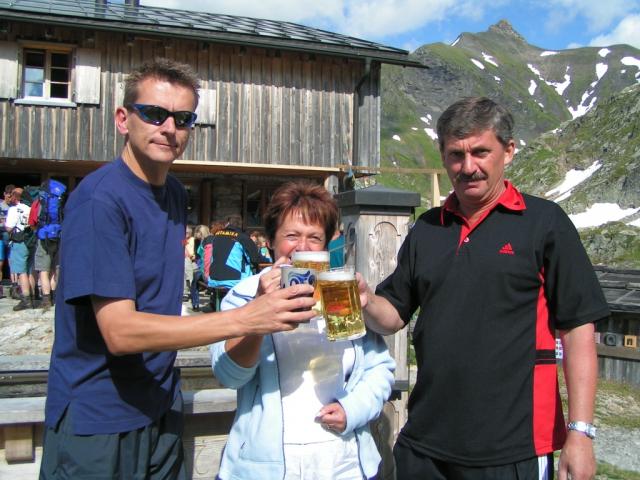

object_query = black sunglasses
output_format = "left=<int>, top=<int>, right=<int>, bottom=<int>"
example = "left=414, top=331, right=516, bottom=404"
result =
left=127, top=104, right=198, bottom=128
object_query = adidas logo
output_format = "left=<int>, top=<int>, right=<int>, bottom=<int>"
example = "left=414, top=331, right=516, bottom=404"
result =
left=499, top=243, right=515, bottom=255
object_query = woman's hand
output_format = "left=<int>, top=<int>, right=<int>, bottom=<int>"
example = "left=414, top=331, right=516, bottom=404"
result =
left=257, top=256, right=289, bottom=296
left=316, top=402, right=347, bottom=433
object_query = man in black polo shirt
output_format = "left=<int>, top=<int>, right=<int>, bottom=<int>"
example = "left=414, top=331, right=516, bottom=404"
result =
left=362, top=97, right=609, bottom=480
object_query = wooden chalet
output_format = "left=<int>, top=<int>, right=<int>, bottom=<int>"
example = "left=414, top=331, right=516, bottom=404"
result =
left=0, top=0, right=421, bottom=228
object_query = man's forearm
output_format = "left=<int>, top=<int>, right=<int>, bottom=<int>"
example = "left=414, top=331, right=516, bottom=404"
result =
left=363, top=290, right=405, bottom=335
left=560, top=322, right=597, bottom=424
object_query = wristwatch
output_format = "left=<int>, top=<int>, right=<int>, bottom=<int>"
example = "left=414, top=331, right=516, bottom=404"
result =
left=567, top=421, right=597, bottom=439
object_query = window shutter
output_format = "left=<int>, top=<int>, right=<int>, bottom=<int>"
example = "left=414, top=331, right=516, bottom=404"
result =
left=75, top=48, right=101, bottom=104
left=195, top=86, right=216, bottom=125
left=0, top=42, right=19, bottom=99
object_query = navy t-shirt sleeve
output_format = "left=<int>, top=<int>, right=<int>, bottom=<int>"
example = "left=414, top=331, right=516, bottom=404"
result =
left=375, top=228, right=419, bottom=325
left=543, top=204, right=610, bottom=330
left=62, top=196, right=136, bottom=304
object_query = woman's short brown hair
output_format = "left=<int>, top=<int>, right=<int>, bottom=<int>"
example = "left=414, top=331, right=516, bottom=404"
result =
left=264, top=180, right=338, bottom=248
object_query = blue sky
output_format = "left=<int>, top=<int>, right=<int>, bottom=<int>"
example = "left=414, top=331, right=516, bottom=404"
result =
left=141, top=0, right=640, bottom=52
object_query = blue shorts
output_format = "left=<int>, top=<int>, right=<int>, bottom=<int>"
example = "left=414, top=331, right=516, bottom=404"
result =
left=0, top=231, right=8, bottom=261
left=8, top=241, right=30, bottom=274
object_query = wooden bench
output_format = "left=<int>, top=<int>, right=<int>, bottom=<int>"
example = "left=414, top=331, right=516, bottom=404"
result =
left=0, top=389, right=237, bottom=463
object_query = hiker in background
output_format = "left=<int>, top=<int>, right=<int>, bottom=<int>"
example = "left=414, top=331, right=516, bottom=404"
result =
left=250, top=229, right=272, bottom=263
left=328, top=222, right=345, bottom=268
left=362, top=97, right=609, bottom=480
left=40, top=58, right=316, bottom=480
left=0, top=184, right=14, bottom=296
left=206, top=214, right=269, bottom=296
left=190, top=224, right=209, bottom=311
left=184, top=224, right=195, bottom=300
left=29, top=179, right=66, bottom=309
left=5, top=187, right=35, bottom=311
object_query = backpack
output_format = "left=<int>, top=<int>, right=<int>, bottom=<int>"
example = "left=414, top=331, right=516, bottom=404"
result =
left=21, top=185, right=40, bottom=207
left=37, top=179, right=67, bottom=241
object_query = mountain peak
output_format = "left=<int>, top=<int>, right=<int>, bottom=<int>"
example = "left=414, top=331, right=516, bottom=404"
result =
left=489, top=19, right=525, bottom=42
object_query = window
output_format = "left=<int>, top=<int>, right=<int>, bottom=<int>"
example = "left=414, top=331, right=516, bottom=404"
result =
left=23, top=48, right=71, bottom=100
left=244, top=184, right=281, bottom=228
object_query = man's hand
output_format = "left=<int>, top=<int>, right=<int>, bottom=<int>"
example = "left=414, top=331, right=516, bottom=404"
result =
left=239, top=283, right=316, bottom=335
left=355, top=272, right=371, bottom=309
left=316, top=402, right=347, bottom=433
left=557, top=431, right=596, bottom=480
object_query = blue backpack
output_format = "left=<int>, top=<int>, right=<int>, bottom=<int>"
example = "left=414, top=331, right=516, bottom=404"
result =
left=37, top=179, right=67, bottom=240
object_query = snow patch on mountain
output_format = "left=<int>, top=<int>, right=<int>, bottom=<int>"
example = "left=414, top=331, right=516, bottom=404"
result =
left=598, top=48, right=611, bottom=58
left=569, top=204, right=640, bottom=228
left=481, top=52, right=498, bottom=67
left=621, top=57, right=640, bottom=80
left=540, top=51, right=558, bottom=57
left=546, top=160, right=602, bottom=201
left=528, top=80, right=537, bottom=95
left=596, top=63, right=608, bottom=80
left=424, top=128, right=438, bottom=141
left=547, top=69, right=572, bottom=96
left=392, top=135, right=401, bottom=141
left=527, top=63, right=542, bottom=77
left=471, top=58, right=485, bottom=70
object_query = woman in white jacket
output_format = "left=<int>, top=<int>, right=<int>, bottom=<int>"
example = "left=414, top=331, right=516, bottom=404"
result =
left=210, top=180, right=395, bottom=480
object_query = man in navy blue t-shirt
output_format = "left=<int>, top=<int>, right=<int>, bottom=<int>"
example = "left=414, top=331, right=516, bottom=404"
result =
left=40, top=58, right=316, bottom=480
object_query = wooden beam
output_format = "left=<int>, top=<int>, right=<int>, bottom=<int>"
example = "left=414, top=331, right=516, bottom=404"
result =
left=335, top=164, right=446, bottom=175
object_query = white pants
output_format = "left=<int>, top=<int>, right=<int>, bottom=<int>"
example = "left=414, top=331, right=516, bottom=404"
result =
left=283, top=434, right=364, bottom=480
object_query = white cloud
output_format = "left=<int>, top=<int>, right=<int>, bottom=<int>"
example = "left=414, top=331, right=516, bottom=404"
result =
left=541, top=0, right=639, bottom=33
left=589, top=14, right=640, bottom=48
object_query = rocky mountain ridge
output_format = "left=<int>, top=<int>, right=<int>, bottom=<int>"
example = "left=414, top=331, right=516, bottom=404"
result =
left=377, top=20, right=640, bottom=268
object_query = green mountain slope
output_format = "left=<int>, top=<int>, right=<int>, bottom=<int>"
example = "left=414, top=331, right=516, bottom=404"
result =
left=376, top=20, right=640, bottom=267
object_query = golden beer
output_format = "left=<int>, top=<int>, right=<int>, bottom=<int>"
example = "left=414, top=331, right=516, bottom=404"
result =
left=291, top=251, right=330, bottom=273
left=292, top=251, right=329, bottom=313
left=318, top=270, right=366, bottom=341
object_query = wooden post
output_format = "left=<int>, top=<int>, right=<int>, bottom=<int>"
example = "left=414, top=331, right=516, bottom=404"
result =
left=335, top=184, right=420, bottom=479
left=200, top=180, right=212, bottom=226
left=431, top=172, right=441, bottom=207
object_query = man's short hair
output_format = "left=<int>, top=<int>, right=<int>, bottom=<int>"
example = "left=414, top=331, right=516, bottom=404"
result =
left=4, top=184, right=15, bottom=195
left=436, top=97, right=514, bottom=152
left=263, top=180, right=338, bottom=249
left=226, top=215, right=243, bottom=229
left=11, top=187, right=23, bottom=200
left=123, top=58, right=201, bottom=108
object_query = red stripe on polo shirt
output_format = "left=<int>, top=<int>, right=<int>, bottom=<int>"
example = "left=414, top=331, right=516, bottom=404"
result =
left=533, top=269, right=567, bottom=455
left=441, top=180, right=526, bottom=248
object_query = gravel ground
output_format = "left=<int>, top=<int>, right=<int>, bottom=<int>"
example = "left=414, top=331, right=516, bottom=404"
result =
left=595, top=426, right=640, bottom=473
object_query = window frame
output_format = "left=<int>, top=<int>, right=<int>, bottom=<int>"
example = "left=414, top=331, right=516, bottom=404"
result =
left=12, top=41, right=77, bottom=107
left=21, top=47, right=72, bottom=101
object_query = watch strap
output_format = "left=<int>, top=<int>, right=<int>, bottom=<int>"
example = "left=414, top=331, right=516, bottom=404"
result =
left=567, top=421, right=596, bottom=439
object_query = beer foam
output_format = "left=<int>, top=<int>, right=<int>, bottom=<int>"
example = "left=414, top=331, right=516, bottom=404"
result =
left=318, top=270, right=354, bottom=281
left=292, top=251, right=329, bottom=262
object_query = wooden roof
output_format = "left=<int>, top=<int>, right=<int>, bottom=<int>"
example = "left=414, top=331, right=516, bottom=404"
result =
left=0, top=0, right=424, bottom=67
left=595, top=266, right=640, bottom=314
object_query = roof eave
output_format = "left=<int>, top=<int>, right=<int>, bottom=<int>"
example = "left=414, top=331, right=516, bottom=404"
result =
left=2, top=10, right=426, bottom=68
